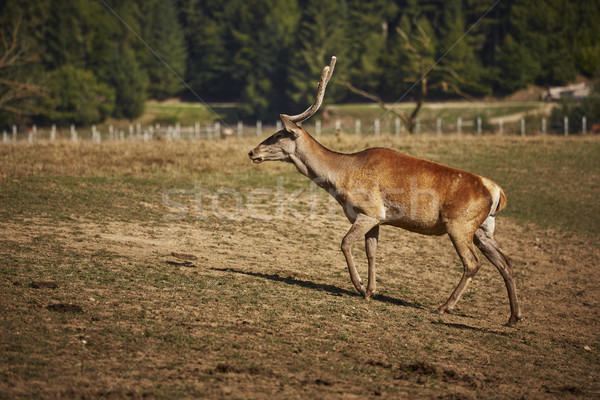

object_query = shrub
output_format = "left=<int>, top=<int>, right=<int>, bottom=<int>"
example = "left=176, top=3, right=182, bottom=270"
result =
left=40, top=65, right=115, bottom=126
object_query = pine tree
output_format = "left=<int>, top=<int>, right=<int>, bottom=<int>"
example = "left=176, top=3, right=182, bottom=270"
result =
left=287, top=0, right=348, bottom=113
left=238, top=0, right=301, bottom=119
left=178, top=0, right=234, bottom=100
left=41, top=65, right=115, bottom=125
left=344, top=0, right=390, bottom=92
left=500, top=0, right=577, bottom=89
left=103, top=44, right=147, bottom=119
left=382, top=12, right=437, bottom=101
left=139, top=0, right=187, bottom=100
left=437, top=0, right=490, bottom=96
left=573, top=1, right=600, bottom=77
left=496, top=34, right=540, bottom=93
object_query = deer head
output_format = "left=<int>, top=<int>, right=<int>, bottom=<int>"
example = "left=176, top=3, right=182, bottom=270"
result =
left=248, top=56, right=336, bottom=164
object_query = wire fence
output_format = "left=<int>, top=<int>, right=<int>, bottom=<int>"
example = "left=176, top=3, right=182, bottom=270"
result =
left=1, top=115, right=593, bottom=144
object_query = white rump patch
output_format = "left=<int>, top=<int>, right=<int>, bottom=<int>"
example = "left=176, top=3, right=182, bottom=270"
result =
left=480, top=177, right=501, bottom=217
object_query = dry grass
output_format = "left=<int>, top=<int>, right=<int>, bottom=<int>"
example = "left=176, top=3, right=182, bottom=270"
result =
left=1, top=135, right=599, bottom=399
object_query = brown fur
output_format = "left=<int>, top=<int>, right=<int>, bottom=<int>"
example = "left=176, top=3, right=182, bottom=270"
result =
left=250, top=124, right=522, bottom=326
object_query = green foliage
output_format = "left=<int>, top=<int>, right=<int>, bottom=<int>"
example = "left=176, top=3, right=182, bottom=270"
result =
left=103, top=45, right=147, bottom=119
left=287, top=0, right=349, bottom=112
left=437, top=0, right=489, bottom=95
left=235, top=0, right=301, bottom=120
left=344, top=0, right=390, bottom=92
left=496, top=35, right=541, bottom=93
left=40, top=65, right=115, bottom=125
left=0, top=0, right=598, bottom=124
left=573, top=2, right=600, bottom=77
left=178, top=0, right=232, bottom=100
left=139, top=0, right=187, bottom=99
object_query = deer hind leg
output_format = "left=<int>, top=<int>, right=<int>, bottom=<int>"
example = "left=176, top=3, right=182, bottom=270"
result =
left=341, top=214, right=380, bottom=299
left=365, top=225, right=380, bottom=300
left=474, top=216, right=522, bottom=327
left=438, top=227, right=482, bottom=315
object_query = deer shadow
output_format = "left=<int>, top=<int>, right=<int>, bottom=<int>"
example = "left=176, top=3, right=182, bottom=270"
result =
left=430, top=320, right=511, bottom=336
left=210, top=267, right=425, bottom=310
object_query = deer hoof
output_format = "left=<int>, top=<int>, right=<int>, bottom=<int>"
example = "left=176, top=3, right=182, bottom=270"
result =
left=435, top=305, right=449, bottom=315
left=505, top=315, right=522, bottom=327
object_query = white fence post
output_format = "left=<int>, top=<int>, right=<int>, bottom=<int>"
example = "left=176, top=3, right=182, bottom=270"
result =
left=335, top=119, right=341, bottom=133
left=520, top=118, right=525, bottom=136
left=355, top=119, right=361, bottom=135
left=564, top=116, right=569, bottom=136
left=582, top=116, right=587, bottom=135
left=476, top=116, right=482, bottom=135
left=70, top=124, right=77, bottom=142
left=394, top=118, right=401, bottom=136
left=374, top=119, right=380, bottom=136
left=194, top=122, right=200, bottom=140
left=276, top=120, right=282, bottom=132
left=256, top=120, right=262, bottom=137
left=174, top=123, right=180, bottom=140
left=92, top=125, right=101, bottom=143
left=12, top=125, right=17, bottom=142
left=51, top=125, right=56, bottom=142
left=237, top=121, right=243, bottom=138
left=499, top=119, right=504, bottom=136
left=541, top=118, right=546, bottom=135
left=457, top=117, right=462, bottom=135
left=315, top=120, right=321, bottom=137
left=436, top=118, right=441, bottom=136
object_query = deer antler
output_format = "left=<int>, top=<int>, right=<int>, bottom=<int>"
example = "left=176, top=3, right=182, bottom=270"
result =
left=285, top=56, right=336, bottom=123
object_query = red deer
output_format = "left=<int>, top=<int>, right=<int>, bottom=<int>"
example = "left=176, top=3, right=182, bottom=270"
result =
left=248, top=57, right=522, bottom=326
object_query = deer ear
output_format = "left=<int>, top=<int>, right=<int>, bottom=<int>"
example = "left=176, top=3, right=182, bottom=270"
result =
left=280, top=114, right=303, bottom=138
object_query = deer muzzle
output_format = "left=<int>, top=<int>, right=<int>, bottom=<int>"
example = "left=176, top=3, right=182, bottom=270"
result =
left=248, top=149, right=264, bottom=163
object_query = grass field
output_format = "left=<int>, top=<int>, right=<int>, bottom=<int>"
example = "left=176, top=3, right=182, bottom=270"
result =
left=1, top=134, right=599, bottom=399
left=328, top=101, right=547, bottom=126
left=95, top=100, right=550, bottom=133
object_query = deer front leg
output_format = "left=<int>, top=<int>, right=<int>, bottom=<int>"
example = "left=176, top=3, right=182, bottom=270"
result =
left=341, top=214, right=380, bottom=299
left=365, top=225, right=380, bottom=300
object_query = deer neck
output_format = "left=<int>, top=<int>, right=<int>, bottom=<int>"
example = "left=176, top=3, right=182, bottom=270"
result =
left=289, top=133, right=344, bottom=189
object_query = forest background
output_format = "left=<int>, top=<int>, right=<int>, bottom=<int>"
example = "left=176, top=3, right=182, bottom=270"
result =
left=1, top=0, right=598, bottom=127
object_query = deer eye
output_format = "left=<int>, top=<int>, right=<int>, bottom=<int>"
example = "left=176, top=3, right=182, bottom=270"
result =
left=274, top=133, right=283, bottom=140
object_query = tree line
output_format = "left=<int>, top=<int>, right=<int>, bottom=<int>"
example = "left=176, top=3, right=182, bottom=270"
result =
left=1, top=0, right=598, bottom=127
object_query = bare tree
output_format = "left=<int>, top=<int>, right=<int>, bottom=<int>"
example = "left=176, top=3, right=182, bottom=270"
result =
left=343, top=18, right=473, bottom=134
left=0, top=16, right=43, bottom=116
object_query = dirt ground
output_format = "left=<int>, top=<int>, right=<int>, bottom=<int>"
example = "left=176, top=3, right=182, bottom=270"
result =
left=2, top=209, right=599, bottom=399
left=1, top=137, right=599, bottom=399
